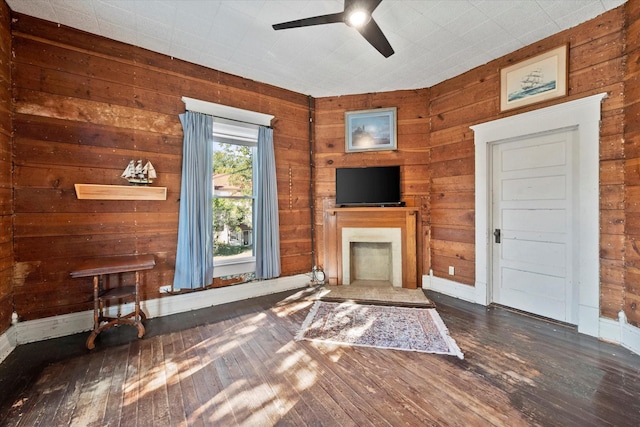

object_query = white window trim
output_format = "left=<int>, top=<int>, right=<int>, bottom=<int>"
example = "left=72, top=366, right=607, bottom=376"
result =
left=182, top=96, right=274, bottom=127
left=214, top=258, right=256, bottom=278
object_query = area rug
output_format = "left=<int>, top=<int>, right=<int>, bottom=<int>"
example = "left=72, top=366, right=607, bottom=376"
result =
left=296, top=301, right=464, bottom=359
left=315, top=284, right=435, bottom=308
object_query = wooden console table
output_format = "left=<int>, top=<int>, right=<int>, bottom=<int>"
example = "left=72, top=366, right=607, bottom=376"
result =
left=71, top=254, right=155, bottom=350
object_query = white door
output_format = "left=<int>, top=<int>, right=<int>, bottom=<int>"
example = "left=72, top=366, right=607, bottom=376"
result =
left=491, top=127, right=577, bottom=323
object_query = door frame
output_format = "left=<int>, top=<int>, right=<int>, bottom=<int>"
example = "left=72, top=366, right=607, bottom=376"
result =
left=471, top=93, right=606, bottom=337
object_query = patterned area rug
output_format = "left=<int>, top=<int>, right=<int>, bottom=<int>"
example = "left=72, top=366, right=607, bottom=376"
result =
left=296, top=301, right=464, bottom=359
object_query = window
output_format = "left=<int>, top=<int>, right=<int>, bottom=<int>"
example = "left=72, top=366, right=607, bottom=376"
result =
left=212, top=119, right=258, bottom=272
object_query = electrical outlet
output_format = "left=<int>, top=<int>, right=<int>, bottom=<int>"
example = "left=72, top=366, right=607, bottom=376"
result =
left=448, top=266, right=455, bottom=276
left=159, top=285, right=172, bottom=293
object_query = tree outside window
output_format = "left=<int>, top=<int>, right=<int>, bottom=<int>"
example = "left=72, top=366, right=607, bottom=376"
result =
left=213, top=142, right=255, bottom=262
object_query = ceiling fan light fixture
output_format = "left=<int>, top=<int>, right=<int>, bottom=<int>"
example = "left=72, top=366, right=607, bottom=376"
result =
left=346, top=9, right=370, bottom=28
left=272, top=0, right=394, bottom=58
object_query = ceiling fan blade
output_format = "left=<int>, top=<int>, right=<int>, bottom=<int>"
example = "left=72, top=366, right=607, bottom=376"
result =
left=356, top=18, right=394, bottom=57
left=272, top=12, right=345, bottom=30
left=344, top=0, right=383, bottom=13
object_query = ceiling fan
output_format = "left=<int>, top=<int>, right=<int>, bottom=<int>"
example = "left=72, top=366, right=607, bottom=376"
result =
left=272, top=0, right=394, bottom=58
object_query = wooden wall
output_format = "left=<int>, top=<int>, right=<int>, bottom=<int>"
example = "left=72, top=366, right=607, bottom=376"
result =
left=426, top=6, right=626, bottom=318
left=0, top=0, right=12, bottom=335
left=3, top=2, right=638, bottom=328
left=313, top=90, right=430, bottom=278
left=314, top=6, right=628, bottom=319
left=625, top=0, right=640, bottom=327
left=10, top=14, right=312, bottom=321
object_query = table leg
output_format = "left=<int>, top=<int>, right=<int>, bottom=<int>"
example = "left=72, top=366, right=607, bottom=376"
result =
left=134, top=270, right=145, bottom=339
left=93, top=275, right=100, bottom=329
left=85, top=275, right=101, bottom=350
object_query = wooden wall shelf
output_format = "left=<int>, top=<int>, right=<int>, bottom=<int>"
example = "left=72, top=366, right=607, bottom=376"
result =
left=75, top=184, right=167, bottom=200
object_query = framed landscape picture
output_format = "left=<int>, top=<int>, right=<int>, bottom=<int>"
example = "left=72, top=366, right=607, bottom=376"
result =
left=345, top=107, right=397, bottom=153
left=500, top=44, right=568, bottom=111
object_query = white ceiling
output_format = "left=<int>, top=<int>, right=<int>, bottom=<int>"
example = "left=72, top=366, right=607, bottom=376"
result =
left=5, top=0, right=627, bottom=98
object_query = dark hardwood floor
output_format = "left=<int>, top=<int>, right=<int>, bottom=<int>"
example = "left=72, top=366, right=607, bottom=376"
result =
left=1, top=286, right=639, bottom=426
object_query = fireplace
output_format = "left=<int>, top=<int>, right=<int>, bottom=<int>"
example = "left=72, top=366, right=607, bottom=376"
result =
left=351, top=242, right=391, bottom=282
left=342, top=227, right=402, bottom=287
left=324, top=207, right=419, bottom=288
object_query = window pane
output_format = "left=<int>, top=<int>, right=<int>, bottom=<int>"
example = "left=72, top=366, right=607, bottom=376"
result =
left=213, top=141, right=254, bottom=263
left=213, top=143, right=253, bottom=196
left=213, top=198, right=253, bottom=261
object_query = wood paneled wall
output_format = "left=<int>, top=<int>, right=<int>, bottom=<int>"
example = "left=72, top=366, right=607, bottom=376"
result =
left=427, top=6, right=626, bottom=317
left=314, top=5, right=628, bottom=319
left=625, top=0, right=640, bottom=327
left=3, top=2, right=637, bottom=328
left=313, top=90, right=430, bottom=278
left=10, top=14, right=312, bottom=321
left=0, top=0, right=12, bottom=335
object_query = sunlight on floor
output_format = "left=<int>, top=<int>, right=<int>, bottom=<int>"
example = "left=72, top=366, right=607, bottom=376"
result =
left=116, top=295, right=330, bottom=425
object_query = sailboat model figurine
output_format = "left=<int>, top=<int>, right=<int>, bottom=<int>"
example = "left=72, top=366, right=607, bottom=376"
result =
left=121, top=160, right=157, bottom=185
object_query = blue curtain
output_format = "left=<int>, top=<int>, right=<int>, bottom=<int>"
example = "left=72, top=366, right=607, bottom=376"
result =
left=255, top=127, right=281, bottom=279
left=173, top=111, right=214, bottom=290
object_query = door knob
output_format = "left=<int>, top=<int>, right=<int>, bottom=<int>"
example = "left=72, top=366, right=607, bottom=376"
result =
left=494, top=229, right=501, bottom=243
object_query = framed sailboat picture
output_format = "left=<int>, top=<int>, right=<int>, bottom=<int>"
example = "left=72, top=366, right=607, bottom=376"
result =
left=500, top=44, right=568, bottom=112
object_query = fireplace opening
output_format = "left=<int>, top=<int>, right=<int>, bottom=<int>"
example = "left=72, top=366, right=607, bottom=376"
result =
left=350, top=242, right=392, bottom=284
left=341, top=227, right=402, bottom=287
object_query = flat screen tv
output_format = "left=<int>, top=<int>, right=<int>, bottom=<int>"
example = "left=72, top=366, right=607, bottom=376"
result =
left=335, top=166, right=402, bottom=207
